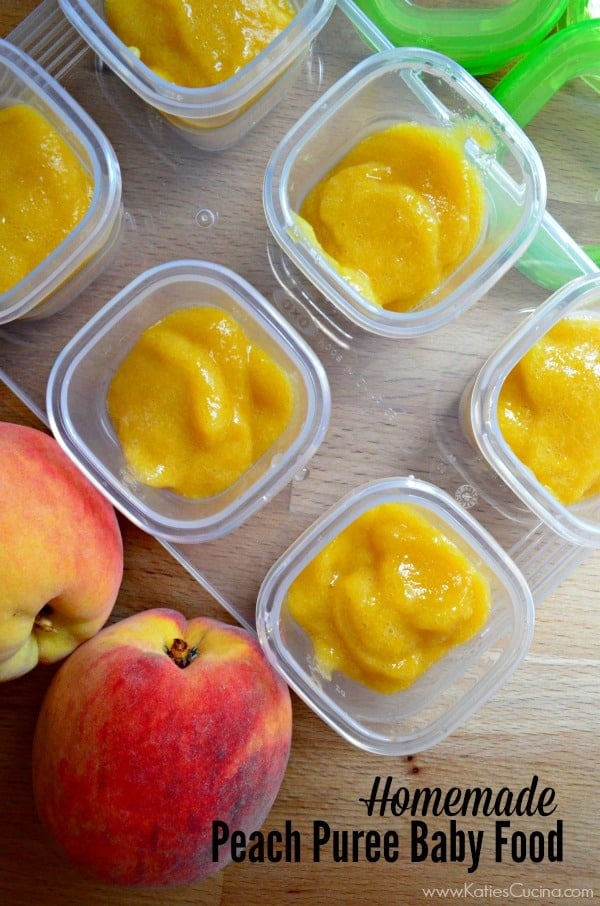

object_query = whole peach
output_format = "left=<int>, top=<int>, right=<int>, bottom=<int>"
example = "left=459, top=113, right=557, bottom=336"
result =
left=32, top=608, right=292, bottom=887
left=0, top=421, right=123, bottom=681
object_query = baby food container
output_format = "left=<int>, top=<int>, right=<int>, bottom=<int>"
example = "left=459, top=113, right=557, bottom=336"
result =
left=46, top=259, right=331, bottom=543
left=341, top=0, right=567, bottom=75
left=0, top=39, right=122, bottom=324
left=57, top=0, right=336, bottom=151
left=263, top=47, right=547, bottom=339
left=256, top=476, right=534, bottom=755
left=465, top=272, right=600, bottom=548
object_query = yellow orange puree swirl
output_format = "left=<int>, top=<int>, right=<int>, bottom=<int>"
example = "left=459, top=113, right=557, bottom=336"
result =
left=498, top=317, right=600, bottom=506
left=288, top=502, right=491, bottom=694
left=297, top=121, right=488, bottom=313
left=104, top=0, right=296, bottom=88
left=107, top=306, right=295, bottom=498
left=0, top=104, right=93, bottom=295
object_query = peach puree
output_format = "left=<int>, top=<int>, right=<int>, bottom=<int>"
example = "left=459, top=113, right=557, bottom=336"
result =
left=107, top=306, right=295, bottom=499
left=288, top=502, right=491, bottom=693
left=104, top=0, right=296, bottom=88
left=0, top=103, right=93, bottom=294
left=498, top=317, right=600, bottom=506
left=297, top=122, right=487, bottom=313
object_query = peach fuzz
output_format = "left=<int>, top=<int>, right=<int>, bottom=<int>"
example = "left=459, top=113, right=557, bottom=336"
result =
left=32, top=608, right=293, bottom=887
left=0, top=422, right=123, bottom=681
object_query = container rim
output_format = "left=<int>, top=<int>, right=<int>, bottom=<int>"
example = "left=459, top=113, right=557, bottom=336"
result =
left=46, top=259, right=332, bottom=544
left=263, top=46, right=547, bottom=339
left=256, top=475, right=535, bottom=755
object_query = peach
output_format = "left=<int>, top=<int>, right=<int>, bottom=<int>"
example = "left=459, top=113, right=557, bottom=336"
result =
left=32, top=608, right=293, bottom=887
left=0, top=422, right=123, bottom=681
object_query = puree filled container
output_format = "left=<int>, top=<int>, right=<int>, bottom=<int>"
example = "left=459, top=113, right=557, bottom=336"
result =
left=57, top=0, right=336, bottom=150
left=263, top=47, right=547, bottom=339
left=0, top=39, right=122, bottom=324
left=256, top=476, right=534, bottom=755
left=465, top=272, right=600, bottom=549
left=46, top=259, right=331, bottom=543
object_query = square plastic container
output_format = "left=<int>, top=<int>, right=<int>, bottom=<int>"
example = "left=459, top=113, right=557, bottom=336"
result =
left=256, top=476, right=534, bottom=755
left=0, top=39, right=122, bottom=324
left=346, top=0, right=567, bottom=76
left=46, top=259, right=331, bottom=543
left=466, top=272, right=600, bottom=549
left=57, top=0, right=336, bottom=151
left=263, top=47, right=547, bottom=339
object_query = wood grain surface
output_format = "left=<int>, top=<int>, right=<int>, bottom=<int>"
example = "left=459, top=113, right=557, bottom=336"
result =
left=0, top=3, right=598, bottom=904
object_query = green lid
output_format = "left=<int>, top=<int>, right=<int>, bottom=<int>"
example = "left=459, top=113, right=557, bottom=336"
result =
left=557, top=0, right=600, bottom=91
left=350, top=0, right=567, bottom=75
left=493, top=19, right=600, bottom=287
left=561, top=0, right=600, bottom=27
left=493, top=19, right=600, bottom=125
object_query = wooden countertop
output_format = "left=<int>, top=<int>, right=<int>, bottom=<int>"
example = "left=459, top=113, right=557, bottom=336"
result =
left=1, top=4, right=598, bottom=904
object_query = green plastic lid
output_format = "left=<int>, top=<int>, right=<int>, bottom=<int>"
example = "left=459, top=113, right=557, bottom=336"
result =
left=493, top=19, right=600, bottom=287
left=557, top=0, right=600, bottom=91
left=561, top=0, right=600, bottom=27
left=350, top=0, right=567, bottom=75
left=493, top=19, right=600, bottom=125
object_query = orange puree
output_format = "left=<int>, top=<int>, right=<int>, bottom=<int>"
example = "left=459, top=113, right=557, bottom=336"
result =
left=297, top=122, right=487, bottom=313
left=104, top=0, right=296, bottom=88
left=288, top=502, right=490, bottom=693
left=0, top=103, right=93, bottom=294
left=498, top=317, right=600, bottom=506
left=107, top=306, right=295, bottom=498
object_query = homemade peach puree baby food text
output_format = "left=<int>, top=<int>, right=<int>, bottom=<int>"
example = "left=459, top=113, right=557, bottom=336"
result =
left=498, top=317, right=600, bottom=505
left=297, top=122, right=488, bottom=312
left=104, top=0, right=296, bottom=88
left=211, top=775, right=563, bottom=872
left=107, top=306, right=294, bottom=498
left=0, top=103, right=93, bottom=294
left=288, top=502, right=490, bottom=693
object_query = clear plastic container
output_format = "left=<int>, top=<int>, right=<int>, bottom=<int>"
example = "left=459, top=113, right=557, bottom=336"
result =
left=0, top=38, right=122, bottom=324
left=466, top=272, right=600, bottom=548
left=57, top=0, right=336, bottom=150
left=46, top=259, right=331, bottom=543
left=346, top=0, right=567, bottom=76
left=256, top=475, right=535, bottom=755
left=264, top=47, right=547, bottom=339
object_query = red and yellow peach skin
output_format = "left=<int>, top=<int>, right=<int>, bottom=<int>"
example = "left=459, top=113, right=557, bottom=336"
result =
left=32, top=608, right=292, bottom=887
left=0, top=422, right=123, bottom=681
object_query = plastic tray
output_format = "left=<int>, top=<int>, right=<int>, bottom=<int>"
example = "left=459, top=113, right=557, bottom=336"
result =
left=1, top=0, right=598, bottom=632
